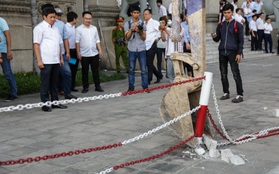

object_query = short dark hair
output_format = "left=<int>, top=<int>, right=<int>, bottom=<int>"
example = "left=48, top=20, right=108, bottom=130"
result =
left=222, top=3, right=234, bottom=12
left=67, top=11, right=78, bottom=22
left=233, top=0, right=238, bottom=3
left=130, top=5, right=140, bottom=13
left=266, top=17, right=271, bottom=21
left=42, top=7, right=56, bottom=17
left=252, top=14, right=257, bottom=18
left=41, top=3, right=54, bottom=11
left=236, top=8, right=241, bottom=13
left=144, top=8, right=152, bottom=14
left=156, top=0, right=162, bottom=4
left=82, top=11, right=92, bottom=17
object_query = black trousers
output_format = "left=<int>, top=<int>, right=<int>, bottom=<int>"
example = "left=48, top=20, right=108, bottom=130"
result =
left=257, top=30, right=264, bottom=50
left=251, top=31, right=258, bottom=51
left=244, top=17, right=250, bottom=36
left=69, top=49, right=79, bottom=89
left=40, top=64, right=60, bottom=102
left=146, top=42, right=162, bottom=83
left=264, top=33, right=273, bottom=53
left=219, top=51, right=243, bottom=96
left=81, top=55, right=101, bottom=89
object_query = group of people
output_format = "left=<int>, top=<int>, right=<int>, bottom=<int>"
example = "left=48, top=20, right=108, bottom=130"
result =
left=220, top=0, right=275, bottom=54
left=113, top=0, right=193, bottom=92
left=33, top=4, right=104, bottom=112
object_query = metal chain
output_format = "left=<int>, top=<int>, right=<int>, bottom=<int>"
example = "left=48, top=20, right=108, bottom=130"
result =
left=0, top=93, right=122, bottom=113
left=0, top=76, right=206, bottom=113
left=121, top=105, right=200, bottom=145
left=96, top=167, right=113, bottom=174
left=98, top=135, right=195, bottom=174
left=211, top=83, right=279, bottom=146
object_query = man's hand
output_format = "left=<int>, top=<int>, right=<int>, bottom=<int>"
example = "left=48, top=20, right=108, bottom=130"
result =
left=211, top=32, right=216, bottom=39
left=37, top=60, right=44, bottom=69
left=66, top=52, right=70, bottom=60
left=77, top=52, right=82, bottom=60
left=235, top=54, right=241, bottom=63
left=7, top=50, right=13, bottom=60
left=60, top=58, right=64, bottom=66
left=99, top=51, right=103, bottom=58
left=0, top=58, right=3, bottom=64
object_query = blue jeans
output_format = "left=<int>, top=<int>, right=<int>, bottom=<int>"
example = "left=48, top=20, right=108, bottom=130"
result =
left=1, top=53, right=17, bottom=97
left=59, top=54, right=72, bottom=96
left=128, top=51, right=148, bottom=89
left=166, top=56, right=174, bottom=83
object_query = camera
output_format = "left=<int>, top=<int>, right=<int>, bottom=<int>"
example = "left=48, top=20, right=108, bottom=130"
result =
left=137, top=25, right=143, bottom=31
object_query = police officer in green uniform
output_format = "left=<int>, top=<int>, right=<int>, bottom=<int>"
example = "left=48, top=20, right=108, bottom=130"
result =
left=112, top=16, right=129, bottom=73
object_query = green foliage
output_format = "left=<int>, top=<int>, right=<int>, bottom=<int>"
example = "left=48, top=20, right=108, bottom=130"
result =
left=0, top=70, right=126, bottom=98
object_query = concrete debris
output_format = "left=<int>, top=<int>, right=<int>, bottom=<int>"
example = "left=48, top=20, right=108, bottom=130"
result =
left=221, top=149, right=245, bottom=165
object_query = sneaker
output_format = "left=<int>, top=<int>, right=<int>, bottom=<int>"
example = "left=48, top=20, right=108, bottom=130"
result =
left=82, top=88, right=88, bottom=93
left=220, top=93, right=230, bottom=100
left=231, top=95, right=243, bottom=103
left=4, top=95, right=18, bottom=102
left=143, top=87, right=150, bottom=93
left=95, top=86, right=104, bottom=92
left=65, top=94, right=78, bottom=99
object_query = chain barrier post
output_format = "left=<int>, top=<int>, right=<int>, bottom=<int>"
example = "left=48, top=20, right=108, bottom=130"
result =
left=194, top=72, right=213, bottom=154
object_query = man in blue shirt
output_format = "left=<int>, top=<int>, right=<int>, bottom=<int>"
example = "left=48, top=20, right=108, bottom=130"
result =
left=54, top=7, right=77, bottom=99
left=0, top=17, right=18, bottom=102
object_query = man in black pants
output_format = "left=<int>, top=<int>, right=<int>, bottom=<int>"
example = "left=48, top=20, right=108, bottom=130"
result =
left=76, top=11, right=104, bottom=93
left=143, top=9, right=163, bottom=84
left=212, top=3, right=244, bottom=103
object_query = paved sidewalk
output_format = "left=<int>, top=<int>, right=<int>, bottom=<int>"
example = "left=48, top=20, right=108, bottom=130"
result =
left=0, top=55, right=279, bottom=174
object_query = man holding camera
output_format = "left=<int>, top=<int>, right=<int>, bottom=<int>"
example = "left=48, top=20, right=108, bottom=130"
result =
left=124, top=5, right=148, bottom=92
left=112, top=16, right=129, bottom=73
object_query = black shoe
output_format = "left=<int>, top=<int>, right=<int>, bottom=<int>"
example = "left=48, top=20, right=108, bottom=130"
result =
left=71, top=88, right=78, bottom=92
left=95, top=86, right=104, bottom=92
left=42, top=106, right=51, bottom=112
left=52, top=104, right=68, bottom=109
left=271, top=52, right=275, bottom=54
left=4, top=95, right=18, bottom=102
left=127, top=87, right=134, bottom=92
left=82, top=88, right=88, bottom=93
left=143, top=88, right=150, bottom=93
left=65, top=94, right=78, bottom=99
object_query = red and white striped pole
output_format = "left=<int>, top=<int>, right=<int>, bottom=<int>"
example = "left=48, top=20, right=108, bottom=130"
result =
left=195, top=72, right=213, bottom=144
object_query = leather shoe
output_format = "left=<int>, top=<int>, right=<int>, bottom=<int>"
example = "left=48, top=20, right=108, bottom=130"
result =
left=82, top=88, right=88, bottom=93
left=65, top=94, right=78, bottom=99
left=42, top=106, right=51, bottom=112
left=51, top=104, right=67, bottom=109
left=95, top=86, right=104, bottom=92
left=71, top=88, right=78, bottom=92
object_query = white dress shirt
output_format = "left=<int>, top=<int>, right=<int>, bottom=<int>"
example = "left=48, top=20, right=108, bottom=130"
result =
left=168, top=3, right=172, bottom=14
left=264, top=23, right=273, bottom=34
left=65, top=22, right=76, bottom=49
left=145, top=18, right=160, bottom=50
left=249, top=20, right=257, bottom=31
left=158, top=5, right=167, bottom=17
left=33, top=20, right=62, bottom=64
left=256, top=18, right=264, bottom=30
left=76, top=24, right=100, bottom=57
left=234, top=13, right=245, bottom=25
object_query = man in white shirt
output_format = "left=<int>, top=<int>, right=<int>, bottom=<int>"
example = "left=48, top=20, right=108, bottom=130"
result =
left=264, top=17, right=274, bottom=53
left=241, top=0, right=250, bottom=36
left=65, top=11, right=79, bottom=92
left=234, top=8, right=245, bottom=25
left=256, top=12, right=265, bottom=51
left=76, top=11, right=104, bottom=93
left=33, top=5, right=67, bottom=112
left=253, top=0, right=263, bottom=14
left=232, top=0, right=238, bottom=15
left=249, top=14, right=258, bottom=51
left=156, top=0, right=167, bottom=17
left=143, top=9, right=163, bottom=84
